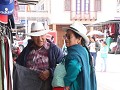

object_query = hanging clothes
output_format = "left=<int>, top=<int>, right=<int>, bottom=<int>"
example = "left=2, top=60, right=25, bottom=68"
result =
left=109, top=24, right=115, bottom=36
left=0, top=23, right=13, bottom=90
left=7, top=36, right=14, bottom=90
left=118, top=23, right=120, bottom=34
left=1, top=36, right=7, bottom=90
left=7, top=14, right=15, bottom=29
left=0, top=41, right=3, bottom=90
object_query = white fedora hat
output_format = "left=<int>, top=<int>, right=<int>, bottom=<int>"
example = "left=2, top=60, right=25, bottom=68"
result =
left=27, top=22, right=50, bottom=36
left=63, top=21, right=89, bottom=45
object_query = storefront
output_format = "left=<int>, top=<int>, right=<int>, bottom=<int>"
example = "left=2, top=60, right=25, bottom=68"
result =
left=90, top=20, right=120, bottom=54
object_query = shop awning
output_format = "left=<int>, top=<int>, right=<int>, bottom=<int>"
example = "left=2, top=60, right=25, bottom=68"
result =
left=87, top=20, right=120, bottom=27
left=18, top=0, right=40, bottom=5
left=95, top=20, right=120, bottom=24
left=103, top=20, right=120, bottom=24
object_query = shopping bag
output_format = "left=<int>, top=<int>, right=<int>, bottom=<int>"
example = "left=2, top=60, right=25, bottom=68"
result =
left=52, top=59, right=66, bottom=87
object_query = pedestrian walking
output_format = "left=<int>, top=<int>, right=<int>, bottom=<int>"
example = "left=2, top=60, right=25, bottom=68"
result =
left=115, top=35, right=120, bottom=54
left=13, top=22, right=64, bottom=90
left=88, top=36, right=100, bottom=66
left=106, top=36, right=113, bottom=52
left=100, top=41, right=108, bottom=72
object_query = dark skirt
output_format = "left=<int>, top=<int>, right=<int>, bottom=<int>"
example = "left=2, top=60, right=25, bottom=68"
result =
left=13, top=63, right=52, bottom=90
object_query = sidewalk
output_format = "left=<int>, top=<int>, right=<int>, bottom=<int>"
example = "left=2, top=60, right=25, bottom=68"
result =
left=96, top=52, right=120, bottom=90
left=96, top=72, right=120, bottom=90
left=96, top=52, right=120, bottom=72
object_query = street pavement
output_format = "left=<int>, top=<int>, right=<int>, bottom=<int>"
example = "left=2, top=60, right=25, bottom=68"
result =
left=95, top=52, right=120, bottom=90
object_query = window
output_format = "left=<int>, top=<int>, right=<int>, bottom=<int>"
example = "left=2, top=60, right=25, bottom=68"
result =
left=117, top=0, right=120, bottom=12
left=19, top=5, right=25, bottom=12
left=41, top=4, right=44, bottom=10
left=64, top=0, right=71, bottom=11
left=85, top=0, right=90, bottom=13
left=29, top=5, right=36, bottom=12
left=117, top=0, right=120, bottom=5
left=36, top=4, right=45, bottom=11
left=95, top=0, right=101, bottom=11
left=76, top=0, right=81, bottom=14
left=76, top=0, right=90, bottom=13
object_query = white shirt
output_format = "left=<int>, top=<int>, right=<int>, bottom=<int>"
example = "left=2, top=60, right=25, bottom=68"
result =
left=89, top=42, right=96, bottom=52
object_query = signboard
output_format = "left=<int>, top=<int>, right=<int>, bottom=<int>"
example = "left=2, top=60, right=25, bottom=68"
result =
left=46, top=31, right=57, bottom=44
left=20, top=20, right=28, bottom=24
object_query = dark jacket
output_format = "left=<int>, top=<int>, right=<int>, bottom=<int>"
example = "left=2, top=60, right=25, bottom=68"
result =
left=13, top=39, right=64, bottom=90
left=16, top=39, right=64, bottom=78
left=95, top=41, right=100, bottom=52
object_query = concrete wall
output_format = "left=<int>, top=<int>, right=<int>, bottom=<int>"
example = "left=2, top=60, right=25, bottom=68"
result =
left=96, top=0, right=119, bottom=23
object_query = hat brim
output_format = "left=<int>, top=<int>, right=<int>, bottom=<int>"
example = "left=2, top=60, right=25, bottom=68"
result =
left=63, top=27, right=89, bottom=45
left=0, top=14, right=8, bottom=24
left=0, top=1, right=14, bottom=15
left=26, top=30, right=50, bottom=36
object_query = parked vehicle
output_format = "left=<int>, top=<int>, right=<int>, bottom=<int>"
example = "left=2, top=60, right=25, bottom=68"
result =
left=13, top=35, right=31, bottom=52
left=108, top=42, right=120, bottom=54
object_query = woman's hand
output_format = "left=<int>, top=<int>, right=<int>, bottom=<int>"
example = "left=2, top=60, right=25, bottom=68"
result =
left=64, top=86, right=70, bottom=90
left=39, top=70, right=50, bottom=80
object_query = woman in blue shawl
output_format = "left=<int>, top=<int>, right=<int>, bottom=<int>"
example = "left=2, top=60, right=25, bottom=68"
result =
left=63, top=21, right=97, bottom=90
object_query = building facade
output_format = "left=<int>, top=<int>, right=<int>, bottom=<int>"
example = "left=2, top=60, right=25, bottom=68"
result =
left=17, top=0, right=120, bottom=47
